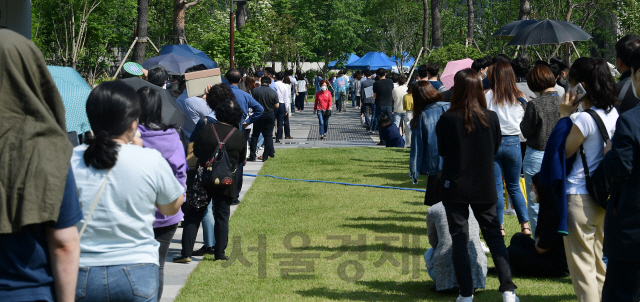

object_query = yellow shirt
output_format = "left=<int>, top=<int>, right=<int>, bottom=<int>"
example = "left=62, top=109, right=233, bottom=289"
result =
left=403, top=94, right=414, bottom=111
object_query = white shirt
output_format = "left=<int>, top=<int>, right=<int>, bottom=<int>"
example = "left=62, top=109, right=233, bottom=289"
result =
left=392, top=85, right=408, bottom=113
left=566, top=106, right=619, bottom=194
left=72, top=144, right=184, bottom=267
left=274, top=81, right=290, bottom=111
left=485, top=90, right=525, bottom=136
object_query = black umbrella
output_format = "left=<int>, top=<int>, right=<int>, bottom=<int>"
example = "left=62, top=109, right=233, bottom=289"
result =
left=120, top=77, right=186, bottom=130
left=492, top=19, right=539, bottom=40
left=507, top=20, right=592, bottom=46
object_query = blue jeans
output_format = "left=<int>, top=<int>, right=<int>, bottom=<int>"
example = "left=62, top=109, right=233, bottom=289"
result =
left=377, top=106, right=393, bottom=143
left=393, top=112, right=405, bottom=129
left=317, top=112, right=330, bottom=135
left=494, top=136, right=529, bottom=224
left=202, top=200, right=216, bottom=247
left=76, top=264, right=159, bottom=302
left=370, top=104, right=378, bottom=131
left=523, top=146, right=544, bottom=236
left=350, top=91, right=356, bottom=107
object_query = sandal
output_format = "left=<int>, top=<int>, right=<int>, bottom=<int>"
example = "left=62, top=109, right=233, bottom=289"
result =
left=521, top=227, right=532, bottom=236
left=500, top=226, right=505, bottom=237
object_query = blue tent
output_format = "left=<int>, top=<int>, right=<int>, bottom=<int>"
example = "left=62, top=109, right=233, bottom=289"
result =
left=346, top=52, right=396, bottom=70
left=47, top=66, right=92, bottom=134
left=328, top=53, right=360, bottom=69
left=160, top=44, right=218, bottom=69
left=389, top=53, right=415, bottom=69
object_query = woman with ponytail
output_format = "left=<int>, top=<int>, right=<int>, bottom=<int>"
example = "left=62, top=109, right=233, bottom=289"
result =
left=71, top=81, right=184, bottom=301
left=558, top=58, right=619, bottom=302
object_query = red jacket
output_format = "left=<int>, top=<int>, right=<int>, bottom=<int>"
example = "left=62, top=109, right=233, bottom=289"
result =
left=314, top=90, right=332, bottom=111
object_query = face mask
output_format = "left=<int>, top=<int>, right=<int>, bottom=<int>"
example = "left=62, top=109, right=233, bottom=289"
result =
left=321, top=86, right=327, bottom=91
left=559, top=77, right=568, bottom=85
left=530, top=191, right=538, bottom=203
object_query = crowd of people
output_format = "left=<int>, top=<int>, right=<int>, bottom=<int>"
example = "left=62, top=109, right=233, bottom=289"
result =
left=3, top=24, right=640, bottom=302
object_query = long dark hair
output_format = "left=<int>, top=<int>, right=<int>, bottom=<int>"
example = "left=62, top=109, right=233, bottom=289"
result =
left=84, top=81, right=141, bottom=169
left=137, top=87, right=176, bottom=131
left=489, top=61, right=524, bottom=106
left=568, top=57, right=617, bottom=113
left=410, top=81, right=443, bottom=128
left=450, top=69, right=489, bottom=133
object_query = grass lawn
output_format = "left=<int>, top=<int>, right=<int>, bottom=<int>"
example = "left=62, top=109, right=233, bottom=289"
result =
left=176, top=147, right=575, bottom=302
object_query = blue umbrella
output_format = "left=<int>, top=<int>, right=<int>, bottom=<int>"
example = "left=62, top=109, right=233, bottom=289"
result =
left=346, top=52, right=396, bottom=70
left=47, top=66, right=92, bottom=134
left=160, top=44, right=218, bottom=69
left=142, top=53, right=199, bottom=75
left=328, top=53, right=360, bottom=69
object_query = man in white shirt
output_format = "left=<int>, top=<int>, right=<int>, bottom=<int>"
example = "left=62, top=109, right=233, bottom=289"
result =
left=392, top=75, right=408, bottom=135
left=274, top=72, right=292, bottom=142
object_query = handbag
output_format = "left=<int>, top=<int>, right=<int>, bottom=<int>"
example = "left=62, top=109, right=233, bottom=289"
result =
left=323, top=109, right=332, bottom=117
left=578, top=109, right=612, bottom=209
left=424, top=174, right=443, bottom=206
left=186, top=166, right=210, bottom=209
left=201, top=123, right=237, bottom=188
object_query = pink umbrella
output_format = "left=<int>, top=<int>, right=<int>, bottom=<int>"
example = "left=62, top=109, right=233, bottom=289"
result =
left=440, top=58, right=474, bottom=90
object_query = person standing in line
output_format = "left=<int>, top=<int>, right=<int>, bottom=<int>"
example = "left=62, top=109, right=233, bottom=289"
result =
left=295, top=73, right=308, bottom=112
left=601, top=47, right=640, bottom=302
left=392, top=75, right=409, bottom=135
left=136, top=87, right=187, bottom=300
left=333, top=71, right=350, bottom=112
left=486, top=61, right=531, bottom=236
left=409, top=80, right=449, bottom=192
left=543, top=58, right=568, bottom=96
left=0, top=29, right=82, bottom=302
left=471, top=57, right=492, bottom=91
left=403, top=83, right=415, bottom=148
left=225, top=69, right=264, bottom=206
left=353, top=72, right=362, bottom=109
left=275, top=72, right=293, bottom=142
left=248, top=77, right=279, bottom=161
left=511, top=57, right=536, bottom=101
left=436, top=68, right=519, bottom=302
left=614, top=35, right=640, bottom=114
left=519, top=64, right=561, bottom=237
left=314, top=80, right=333, bottom=139
left=559, top=57, right=619, bottom=302
left=372, top=68, right=394, bottom=145
left=361, top=71, right=375, bottom=130
left=425, top=63, right=447, bottom=92
left=73, top=82, right=184, bottom=301
left=287, top=70, right=297, bottom=109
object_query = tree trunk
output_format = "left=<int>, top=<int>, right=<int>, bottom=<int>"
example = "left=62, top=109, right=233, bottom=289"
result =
left=173, top=0, right=201, bottom=45
left=563, top=0, right=573, bottom=65
left=467, top=0, right=474, bottom=41
left=518, top=0, right=531, bottom=20
left=133, top=0, right=149, bottom=63
left=431, top=0, right=442, bottom=48
left=323, top=53, right=329, bottom=75
left=422, top=0, right=429, bottom=49
left=236, top=1, right=248, bottom=31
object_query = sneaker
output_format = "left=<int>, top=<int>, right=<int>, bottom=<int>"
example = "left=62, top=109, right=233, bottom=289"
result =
left=192, top=245, right=215, bottom=256
left=247, top=157, right=256, bottom=162
left=456, top=295, right=473, bottom=302
left=214, top=255, right=229, bottom=261
left=173, top=255, right=192, bottom=263
left=502, top=291, right=519, bottom=302
left=231, top=199, right=240, bottom=205
left=285, top=136, right=294, bottom=139
left=504, top=209, right=517, bottom=216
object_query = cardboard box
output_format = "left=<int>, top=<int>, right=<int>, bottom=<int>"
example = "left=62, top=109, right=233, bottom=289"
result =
left=185, top=68, right=222, bottom=97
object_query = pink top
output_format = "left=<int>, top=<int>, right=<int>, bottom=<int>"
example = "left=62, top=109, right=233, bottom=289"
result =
left=314, top=90, right=333, bottom=111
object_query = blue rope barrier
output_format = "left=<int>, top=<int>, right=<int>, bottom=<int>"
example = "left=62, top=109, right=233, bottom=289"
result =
left=243, top=174, right=426, bottom=192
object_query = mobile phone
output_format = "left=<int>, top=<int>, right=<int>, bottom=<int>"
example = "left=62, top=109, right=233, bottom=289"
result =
left=570, top=83, right=587, bottom=105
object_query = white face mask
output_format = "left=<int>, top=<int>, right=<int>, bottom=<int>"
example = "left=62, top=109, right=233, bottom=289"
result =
left=321, top=86, right=327, bottom=91
left=559, top=77, right=568, bottom=85
left=530, top=191, right=538, bottom=203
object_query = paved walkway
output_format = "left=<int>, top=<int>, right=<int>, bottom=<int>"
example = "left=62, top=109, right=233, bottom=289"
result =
left=161, top=103, right=380, bottom=302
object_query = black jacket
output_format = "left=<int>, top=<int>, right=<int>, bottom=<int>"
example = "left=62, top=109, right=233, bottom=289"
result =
left=615, top=70, right=640, bottom=115
left=603, top=105, right=640, bottom=261
left=436, top=109, right=502, bottom=203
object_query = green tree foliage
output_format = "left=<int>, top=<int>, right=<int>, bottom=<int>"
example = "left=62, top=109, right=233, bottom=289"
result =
left=420, top=43, right=486, bottom=67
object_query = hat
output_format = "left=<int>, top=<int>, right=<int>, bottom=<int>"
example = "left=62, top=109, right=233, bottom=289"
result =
left=256, top=71, right=264, bottom=77
left=123, top=62, right=144, bottom=76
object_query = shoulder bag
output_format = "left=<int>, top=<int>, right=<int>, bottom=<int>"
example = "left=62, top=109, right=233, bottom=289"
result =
left=578, top=109, right=612, bottom=209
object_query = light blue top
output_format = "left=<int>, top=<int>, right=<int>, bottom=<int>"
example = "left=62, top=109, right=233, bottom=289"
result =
left=175, top=90, right=212, bottom=138
left=333, top=77, right=349, bottom=95
left=71, top=144, right=184, bottom=267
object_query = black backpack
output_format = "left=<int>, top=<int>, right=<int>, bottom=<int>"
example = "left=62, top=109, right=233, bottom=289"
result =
left=578, top=109, right=613, bottom=209
left=202, top=124, right=237, bottom=188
